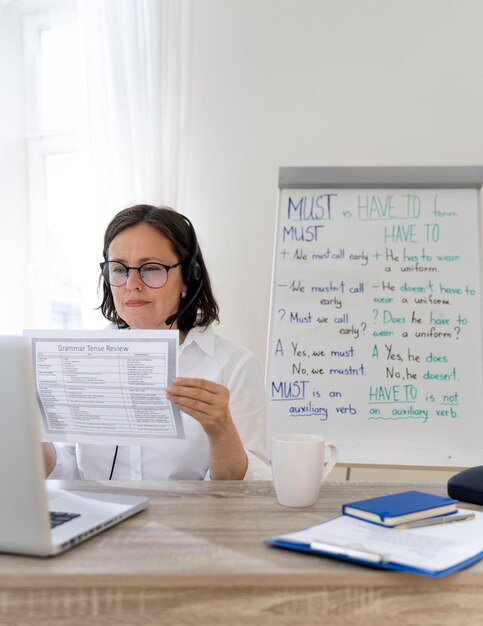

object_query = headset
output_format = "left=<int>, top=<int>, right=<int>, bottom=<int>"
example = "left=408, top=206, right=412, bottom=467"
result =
left=165, top=214, right=203, bottom=327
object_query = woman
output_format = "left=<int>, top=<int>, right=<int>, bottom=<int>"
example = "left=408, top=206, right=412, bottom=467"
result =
left=43, top=205, right=270, bottom=480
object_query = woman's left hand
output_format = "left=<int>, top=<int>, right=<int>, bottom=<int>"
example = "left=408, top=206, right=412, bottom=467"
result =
left=166, top=377, right=231, bottom=439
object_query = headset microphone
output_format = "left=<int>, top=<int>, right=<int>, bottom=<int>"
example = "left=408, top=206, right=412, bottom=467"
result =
left=165, top=280, right=203, bottom=327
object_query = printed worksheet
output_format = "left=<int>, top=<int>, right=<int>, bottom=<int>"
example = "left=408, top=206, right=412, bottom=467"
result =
left=24, top=329, right=185, bottom=446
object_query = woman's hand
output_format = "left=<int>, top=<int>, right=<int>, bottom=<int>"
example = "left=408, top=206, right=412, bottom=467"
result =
left=166, top=377, right=248, bottom=479
left=42, top=442, right=56, bottom=477
left=166, top=377, right=230, bottom=438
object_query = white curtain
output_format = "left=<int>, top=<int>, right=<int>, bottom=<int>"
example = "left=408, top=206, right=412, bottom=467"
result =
left=78, top=0, right=192, bottom=216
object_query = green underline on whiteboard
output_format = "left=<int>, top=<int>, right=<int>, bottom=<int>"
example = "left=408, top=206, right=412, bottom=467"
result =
left=368, top=401, right=413, bottom=405
left=358, top=216, right=414, bottom=221
left=368, top=415, right=427, bottom=421
left=441, top=403, right=459, bottom=406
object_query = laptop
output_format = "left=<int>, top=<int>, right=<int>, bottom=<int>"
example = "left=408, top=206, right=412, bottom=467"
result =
left=0, top=335, right=149, bottom=557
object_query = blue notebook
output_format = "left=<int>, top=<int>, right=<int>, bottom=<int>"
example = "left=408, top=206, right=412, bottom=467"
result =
left=342, top=490, right=458, bottom=527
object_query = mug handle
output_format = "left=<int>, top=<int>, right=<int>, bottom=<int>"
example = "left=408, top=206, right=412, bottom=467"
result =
left=321, top=442, right=338, bottom=482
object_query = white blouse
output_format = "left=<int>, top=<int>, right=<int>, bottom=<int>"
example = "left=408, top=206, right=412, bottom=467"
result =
left=49, top=325, right=271, bottom=480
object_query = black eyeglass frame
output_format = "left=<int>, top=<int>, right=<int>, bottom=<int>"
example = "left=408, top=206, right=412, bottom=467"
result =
left=100, top=260, right=182, bottom=289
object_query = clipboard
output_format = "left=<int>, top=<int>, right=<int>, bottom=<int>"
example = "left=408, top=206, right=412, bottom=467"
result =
left=266, top=510, right=483, bottom=577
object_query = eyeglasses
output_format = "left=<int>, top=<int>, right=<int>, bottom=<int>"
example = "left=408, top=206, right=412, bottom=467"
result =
left=100, top=260, right=182, bottom=289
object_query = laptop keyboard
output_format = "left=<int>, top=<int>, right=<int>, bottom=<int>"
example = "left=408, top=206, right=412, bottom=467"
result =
left=49, top=511, right=81, bottom=529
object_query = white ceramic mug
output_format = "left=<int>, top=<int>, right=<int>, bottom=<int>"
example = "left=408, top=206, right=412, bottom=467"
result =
left=271, top=433, right=338, bottom=508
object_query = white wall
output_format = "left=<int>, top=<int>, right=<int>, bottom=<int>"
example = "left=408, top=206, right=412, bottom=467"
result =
left=182, top=0, right=483, bottom=369
left=0, top=5, right=28, bottom=333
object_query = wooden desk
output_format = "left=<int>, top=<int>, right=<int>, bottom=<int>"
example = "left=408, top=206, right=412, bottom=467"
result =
left=1, top=480, right=482, bottom=626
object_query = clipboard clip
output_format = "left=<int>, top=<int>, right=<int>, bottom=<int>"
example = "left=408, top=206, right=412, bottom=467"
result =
left=310, top=539, right=388, bottom=563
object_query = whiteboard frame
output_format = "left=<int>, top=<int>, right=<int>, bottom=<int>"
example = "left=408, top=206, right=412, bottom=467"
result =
left=279, top=166, right=483, bottom=189
left=266, top=166, right=483, bottom=468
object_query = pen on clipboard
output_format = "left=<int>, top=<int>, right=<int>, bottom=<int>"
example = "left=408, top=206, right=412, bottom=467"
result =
left=310, top=539, right=387, bottom=563
left=395, top=512, right=475, bottom=530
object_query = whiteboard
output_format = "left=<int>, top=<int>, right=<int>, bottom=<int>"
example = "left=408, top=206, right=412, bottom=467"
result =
left=266, top=167, right=483, bottom=467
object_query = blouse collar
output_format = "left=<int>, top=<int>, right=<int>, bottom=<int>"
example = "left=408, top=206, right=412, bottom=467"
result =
left=179, top=325, right=215, bottom=357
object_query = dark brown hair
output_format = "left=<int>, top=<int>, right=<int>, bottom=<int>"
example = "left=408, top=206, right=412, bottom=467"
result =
left=99, top=205, right=219, bottom=331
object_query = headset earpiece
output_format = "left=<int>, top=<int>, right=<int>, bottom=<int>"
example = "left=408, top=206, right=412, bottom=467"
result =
left=181, top=217, right=202, bottom=287
left=164, top=214, right=203, bottom=327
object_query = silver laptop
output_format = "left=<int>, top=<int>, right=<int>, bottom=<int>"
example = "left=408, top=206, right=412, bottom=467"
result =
left=0, top=335, right=149, bottom=557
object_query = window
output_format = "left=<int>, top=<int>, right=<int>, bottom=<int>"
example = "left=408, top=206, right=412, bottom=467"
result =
left=24, top=1, right=102, bottom=330
left=39, top=24, right=83, bottom=130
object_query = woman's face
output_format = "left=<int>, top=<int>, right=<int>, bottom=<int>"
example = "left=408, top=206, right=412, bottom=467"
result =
left=107, top=222, right=187, bottom=329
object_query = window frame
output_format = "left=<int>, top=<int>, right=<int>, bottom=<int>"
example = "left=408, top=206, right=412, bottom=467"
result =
left=23, top=1, right=82, bottom=327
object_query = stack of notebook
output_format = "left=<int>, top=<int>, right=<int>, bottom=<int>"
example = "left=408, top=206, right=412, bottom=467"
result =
left=341, top=490, right=458, bottom=527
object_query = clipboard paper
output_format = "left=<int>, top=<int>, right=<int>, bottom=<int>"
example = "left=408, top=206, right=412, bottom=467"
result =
left=266, top=511, right=483, bottom=577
